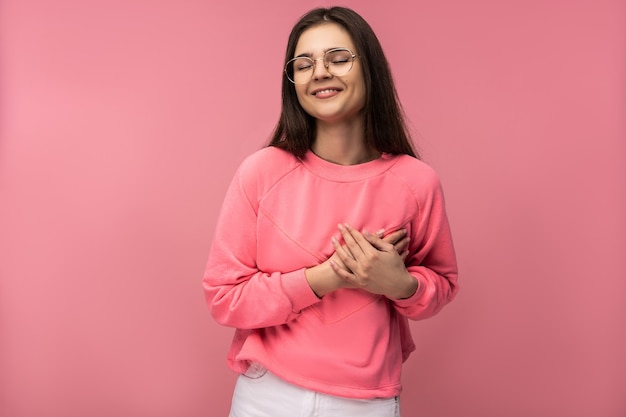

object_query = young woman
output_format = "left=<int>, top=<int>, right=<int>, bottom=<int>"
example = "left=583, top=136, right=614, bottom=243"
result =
left=203, top=7, right=459, bottom=417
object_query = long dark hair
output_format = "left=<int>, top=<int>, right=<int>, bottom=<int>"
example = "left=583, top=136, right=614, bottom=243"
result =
left=268, top=6, right=419, bottom=159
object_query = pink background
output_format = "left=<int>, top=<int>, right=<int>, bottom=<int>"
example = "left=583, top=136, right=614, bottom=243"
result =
left=1, top=0, right=624, bottom=416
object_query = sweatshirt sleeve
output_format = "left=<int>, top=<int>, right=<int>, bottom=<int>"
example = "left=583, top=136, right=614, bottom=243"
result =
left=202, top=160, right=321, bottom=330
left=392, top=168, right=459, bottom=320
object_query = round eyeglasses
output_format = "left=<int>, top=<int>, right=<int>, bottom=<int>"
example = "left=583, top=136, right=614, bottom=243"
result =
left=284, top=48, right=358, bottom=84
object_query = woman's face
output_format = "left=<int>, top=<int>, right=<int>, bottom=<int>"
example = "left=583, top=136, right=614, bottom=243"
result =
left=292, top=23, right=366, bottom=125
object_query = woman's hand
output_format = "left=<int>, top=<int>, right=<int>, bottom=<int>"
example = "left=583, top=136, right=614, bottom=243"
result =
left=305, top=228, right=410, bottom=298
left=328, top=228, right=409, bottom=274
left=330, top=224, right=418, bottom=299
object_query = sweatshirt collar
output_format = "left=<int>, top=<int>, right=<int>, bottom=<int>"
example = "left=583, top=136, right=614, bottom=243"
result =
left=300, top=150, right=398, bottom=182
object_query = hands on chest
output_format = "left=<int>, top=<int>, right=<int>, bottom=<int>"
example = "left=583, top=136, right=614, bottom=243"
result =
left=305, top=224, right=418, bottom=300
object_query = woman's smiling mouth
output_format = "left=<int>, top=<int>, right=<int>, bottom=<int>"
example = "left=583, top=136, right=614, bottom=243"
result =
left=311, top=88, right=342, bottom=98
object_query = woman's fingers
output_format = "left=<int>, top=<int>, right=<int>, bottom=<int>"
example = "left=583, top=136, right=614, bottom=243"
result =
left=362, top=229, right=396, bottom=253
left=332, top=236, right=353, bottom=260
left=329, top=259, right=358, bottom=286
left=338, top=224, right=368, bottom=258
left=379, top=229, right=410, bottom=254
left=393, top=236, right=410, bottom=254
left=330, top=224, right=413, bottom=298
left=331, top=235, right=360, bottom=276
left=332, top=224, right=410, bottom=274
left=336, top=225, right=409, bottom=259
left=380, top=229, right=406, bottom=245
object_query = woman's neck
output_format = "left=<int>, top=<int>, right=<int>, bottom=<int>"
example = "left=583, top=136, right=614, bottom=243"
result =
left=311, top=119, right=379, bottom=166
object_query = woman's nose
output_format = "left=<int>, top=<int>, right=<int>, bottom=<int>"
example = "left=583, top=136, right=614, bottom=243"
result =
left=311, top=58, right=332, bottom=80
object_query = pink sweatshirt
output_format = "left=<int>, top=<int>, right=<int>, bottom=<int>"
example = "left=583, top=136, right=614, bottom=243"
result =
left=203, top=146, right=458, bottom=399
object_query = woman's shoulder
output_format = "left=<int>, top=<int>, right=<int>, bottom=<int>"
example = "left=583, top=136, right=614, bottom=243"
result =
left=388, top=154, right=444, bottom=195
left=239, top=146, right=300, bottom=175
left=392, top=154, right=439, bottom=181
left=236, top=146, right=302, bottom=190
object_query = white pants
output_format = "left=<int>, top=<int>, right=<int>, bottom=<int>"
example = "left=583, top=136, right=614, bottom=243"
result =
left=228, top=368, right=401, bottom=417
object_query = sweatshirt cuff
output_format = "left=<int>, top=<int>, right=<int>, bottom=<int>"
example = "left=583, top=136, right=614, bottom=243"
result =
left=392, top=276, right=426, bottom=308
left=281, top=268, right=322, bottom=312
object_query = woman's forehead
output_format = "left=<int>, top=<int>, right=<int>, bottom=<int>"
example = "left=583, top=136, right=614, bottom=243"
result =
left=294, top=23, right=355, bottom=56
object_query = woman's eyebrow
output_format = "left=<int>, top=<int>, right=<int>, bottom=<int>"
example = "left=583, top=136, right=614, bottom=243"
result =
left=294, top=47, right=345, bottom=58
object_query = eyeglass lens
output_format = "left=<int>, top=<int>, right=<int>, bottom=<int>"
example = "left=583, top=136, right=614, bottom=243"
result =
left=286, top=49, right=355, bottom=84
